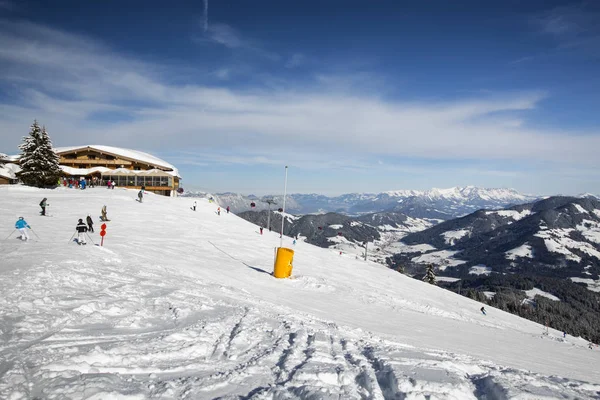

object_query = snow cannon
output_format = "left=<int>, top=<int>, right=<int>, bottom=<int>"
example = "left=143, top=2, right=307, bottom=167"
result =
left=273, top=247, right=294, bottom=279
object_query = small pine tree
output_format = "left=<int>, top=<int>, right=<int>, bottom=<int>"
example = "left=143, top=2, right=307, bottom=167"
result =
left=423, top=263, right=436, bottom=285
left=16, top=121, right=62, bottom=187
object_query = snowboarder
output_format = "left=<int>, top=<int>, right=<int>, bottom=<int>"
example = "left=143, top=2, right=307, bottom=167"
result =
left=480, top=307, right=487, bottom=315
left=260, top=226, right=263, bottom=235
left=192, top=201, right=197, bottom=211
left=75, top=218, right=88, bottom=245
left=226, top=206, right=230, bottom=214
left=86, top=215, right=94, bottom=233
left=138, top=190, right=143, bottom=203
left=39, top=198, right=48, bottom=216
left=15, top=217, right=31, bottom=241
left=101, top=205, right=109, bottom=221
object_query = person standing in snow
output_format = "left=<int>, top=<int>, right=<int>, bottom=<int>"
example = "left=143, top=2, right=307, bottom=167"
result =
left=138, top=190, right=143, bottom=203
left=217, top=207, right=221, bottom=216
left=15, top=217, right=31, bottom=241
left=111, top=180, right=116, bottom=190
left=86, top=215, right=94, bottom=233
left=226, top=206, right=230, bottom=214
left=75, top=218, right=88, bottom=245
left=192, top=201, right=197, bottom=211
left=101, top=205, right=109, bottom=221
left=39, top=198, right=48, bottom=216
left=260, top=226, right=263, bottom=235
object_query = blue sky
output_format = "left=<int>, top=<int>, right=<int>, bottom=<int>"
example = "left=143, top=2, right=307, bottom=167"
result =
left=1, top=0, right=599, bottom=196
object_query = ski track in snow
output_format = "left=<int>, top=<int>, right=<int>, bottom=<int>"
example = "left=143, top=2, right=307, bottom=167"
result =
left=0, top=253, right=596, bottom=399
left=1, top=187, right=600, bottom=399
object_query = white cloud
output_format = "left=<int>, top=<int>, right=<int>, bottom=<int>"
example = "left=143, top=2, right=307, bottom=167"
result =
left=1, top=20, right=600, bottom=175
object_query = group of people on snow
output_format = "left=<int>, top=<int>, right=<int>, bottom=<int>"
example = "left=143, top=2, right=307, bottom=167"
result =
left=13, top=197, right=109, bottom=245
left=61, top=176, right=95, bottom=189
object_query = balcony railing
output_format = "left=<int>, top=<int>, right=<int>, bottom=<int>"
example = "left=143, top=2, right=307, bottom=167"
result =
left=60, top=159, right=132, bottom=165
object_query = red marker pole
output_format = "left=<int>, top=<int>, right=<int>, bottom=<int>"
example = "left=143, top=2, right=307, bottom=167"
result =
left=100, top=223, right=107, bottom=246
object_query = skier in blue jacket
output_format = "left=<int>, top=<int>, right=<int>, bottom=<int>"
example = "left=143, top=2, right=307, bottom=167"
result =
left=15, top=217, right=31, bottom=241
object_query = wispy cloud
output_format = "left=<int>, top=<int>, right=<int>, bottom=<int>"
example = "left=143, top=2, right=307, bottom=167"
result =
left=534, top=4, right=600, bottom=56
left=202, top=0, right=208, bottom=32
left=1, top=20, right=599, bottom=175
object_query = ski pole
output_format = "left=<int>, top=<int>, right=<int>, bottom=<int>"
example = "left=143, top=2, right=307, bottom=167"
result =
left=85, top=232, right=96, bottom=246
left=4, top=229, right=16, bottom=240
left=29, top=228, right=41, bottom=240
left=68, top=231, right=76, bottom=243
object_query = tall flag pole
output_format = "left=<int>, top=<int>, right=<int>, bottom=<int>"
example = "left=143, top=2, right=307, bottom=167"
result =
left=280, top=166, right=288, bottom=248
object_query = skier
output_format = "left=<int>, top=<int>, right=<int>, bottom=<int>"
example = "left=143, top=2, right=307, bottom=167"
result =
left=480, top=307, right=487, bottom=315
left=86, top=214, right=94, bottom=233
left=101, top=205, right=109, bottom=221
left=75, top=218, right=88, bottom=245
left=192, top=201, right=197, bottom=211
left=260, top=226, right=263, bottom=235
left=15, top=217, right=31, bottom=241
left=563, top=331, right=567, bottom=338
left=138, top=190, right=143, bottom=203
left=217, top=207, right=221, bottom=216
left=293, top=239, right=296, bottom=246
left=226, top=206, right=230, bottom=214
left=111, top=180, right=115, bottom=190
left=39, top=198, right=48, bottom=216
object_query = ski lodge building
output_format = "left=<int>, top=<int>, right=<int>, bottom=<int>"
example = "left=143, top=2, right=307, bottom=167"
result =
left=1, top=145, right=181, bottom=197
left=56, top=145, right=181, bottom=197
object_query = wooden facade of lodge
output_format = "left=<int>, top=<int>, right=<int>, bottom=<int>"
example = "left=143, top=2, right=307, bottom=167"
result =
left=56, top=146, right=181, bottom=197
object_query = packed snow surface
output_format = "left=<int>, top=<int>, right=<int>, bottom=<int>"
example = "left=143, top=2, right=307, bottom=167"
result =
left=505, top=244, right=534, bottom=260
left=441, top=229, right=469, bottom=245
left=524, top=288, right=561, bottom=302
left=570, top=277, right=600, bottom=293
left=484, top=209, right=532, bottom=221
left=468, top=265, right=492, bottom=276
left=410, top=250, right=466, bottom=269
left=1, top=186, right=599, bottom=399
left=535, top=228, right=600, bottom=262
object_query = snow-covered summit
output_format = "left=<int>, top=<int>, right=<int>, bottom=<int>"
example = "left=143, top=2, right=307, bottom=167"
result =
left=0, top=185, right=598, bottom=398
left=384, top=186, right=532, bottom=202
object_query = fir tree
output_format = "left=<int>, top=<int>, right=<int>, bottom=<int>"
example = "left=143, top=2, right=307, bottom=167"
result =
left=16, top=121, right=62, bottom=187
left=423, top=264, right=436, bottom=285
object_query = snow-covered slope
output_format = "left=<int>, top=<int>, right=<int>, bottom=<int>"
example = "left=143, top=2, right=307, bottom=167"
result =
left=1, top=186, right=599, bottom=399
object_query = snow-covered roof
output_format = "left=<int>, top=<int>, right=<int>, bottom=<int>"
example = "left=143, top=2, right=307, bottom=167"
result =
left=54, top=145, right=180, bottom=178
left=101, top=167, right=178, bottom=177
left=60, top=166, right=112, bottom=176
left=0, top=163, right=20, bottom=180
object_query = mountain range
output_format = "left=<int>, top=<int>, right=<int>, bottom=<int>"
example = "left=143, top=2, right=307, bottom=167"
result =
left=387, top=196, right=600, bottom=343
left=182, top=186, right=540, bottom=219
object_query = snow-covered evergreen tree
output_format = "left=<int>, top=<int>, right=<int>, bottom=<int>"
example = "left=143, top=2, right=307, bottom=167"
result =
left=16, top=121, right=62, bottom=187
left=423, top=264, right=436, bottom=285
